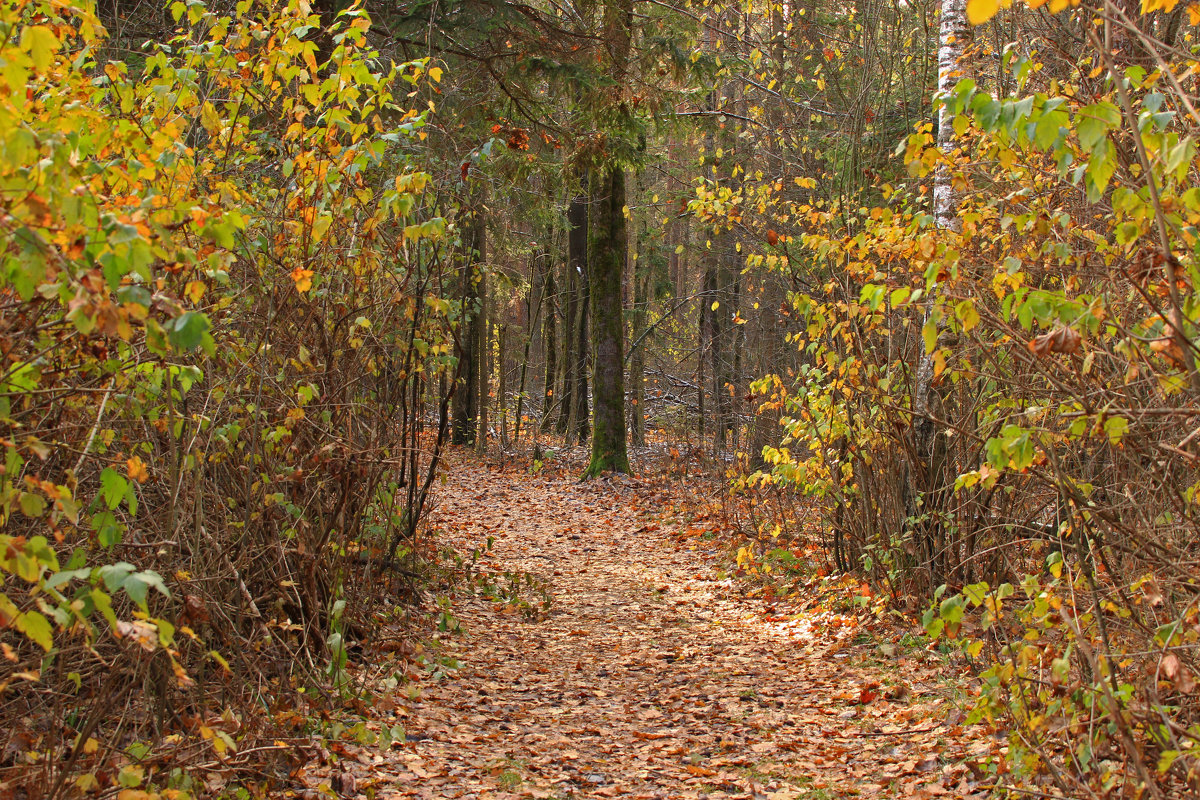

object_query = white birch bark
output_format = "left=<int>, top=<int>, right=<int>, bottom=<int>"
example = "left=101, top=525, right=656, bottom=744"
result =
left=914, top=0, right=970, bottom=427
left=933, top=0, right=970, bottom=234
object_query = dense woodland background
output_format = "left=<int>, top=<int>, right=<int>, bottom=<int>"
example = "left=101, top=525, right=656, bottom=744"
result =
left=2, top=0, right=1200, bottom=795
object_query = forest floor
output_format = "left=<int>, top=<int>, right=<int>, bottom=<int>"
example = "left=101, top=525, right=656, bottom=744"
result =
left=313, top=451, right=998, bottom=800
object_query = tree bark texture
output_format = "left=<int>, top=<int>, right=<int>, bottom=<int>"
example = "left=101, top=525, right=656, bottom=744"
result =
left=564, top=182, right=590, bottom=444
left=451, top=208, right=485, bottom=445
left=584, top=165, right=630, bottom=476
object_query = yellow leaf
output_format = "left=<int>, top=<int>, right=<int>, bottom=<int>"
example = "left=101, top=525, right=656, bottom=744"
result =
left=311, top=213, right=332, bottom=243
left=966, top=0, right=1000, bottom=24
left=20, top=26, right=60, bottom=72
left=710, top=301, right=720, bottom=311
left=428, top=65, right=443, bottom=82
left=126, top=456, right=148, bottom=484
left=290, top=267, right=314, bottom=293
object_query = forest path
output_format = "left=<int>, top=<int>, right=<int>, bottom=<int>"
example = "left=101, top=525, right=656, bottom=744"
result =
left=365, top=456, right=988, bottom=800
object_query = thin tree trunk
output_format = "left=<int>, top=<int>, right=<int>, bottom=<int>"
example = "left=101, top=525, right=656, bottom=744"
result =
left=630, top=221, right=647, bottom=449
left=563, top=180, right=589, bottom=443
left=475, top=272, right=490, bottom=453
left=711, top=238, right=734, bottom=452
left=498, top=322, right=508, bottom=447
left=700, top=256, right=716, bottom=442
left=572, top=246, right=591, bottom=445
left=516, top=244, right=547, bottom=444
left=451, top=208, right=485, bottom=445
left=730, top=269, right=743, bottom=455
left=908, top=0, right=970, bottom=588
left=540, top=248, right=558, bottom=432
left=558, top=248, right=576, bottom=437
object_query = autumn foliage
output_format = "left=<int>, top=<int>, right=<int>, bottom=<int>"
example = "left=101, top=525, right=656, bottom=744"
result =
left=1, top=0, right=456, bottom=793
left=736, top=3, right=1200, bottom=795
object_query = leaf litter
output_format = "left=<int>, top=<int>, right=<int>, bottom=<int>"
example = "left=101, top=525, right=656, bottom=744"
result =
left=318, top=457, right=998, bottom=799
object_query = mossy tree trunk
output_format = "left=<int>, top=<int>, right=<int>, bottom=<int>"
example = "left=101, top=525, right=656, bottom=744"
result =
left=583, top=165, right=630, bottom=476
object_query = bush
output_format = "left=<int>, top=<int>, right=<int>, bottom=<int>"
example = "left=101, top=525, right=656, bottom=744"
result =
left=0, top=0, right=457, bottom=793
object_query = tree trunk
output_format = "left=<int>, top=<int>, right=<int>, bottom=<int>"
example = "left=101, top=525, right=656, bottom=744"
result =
left=571, top=243, right=591, bottom=445
left=540, top=249, right=558, bottom=431
left=475, top=273, right=490, bottom=453
left=629, top=206, right=648, bottom=449
left=497, top=322, right=508, bottom=447
left=908, top=0, right=971, bottom=589
left=710, top=238, right=735, bottom=452
left=517, top=242, right=548, bottom=443
left=557, top=247, right=576, bottom=437
left=563, top=180, right=589, bottom=443
left=583, top=165, right=630, bottom=477
left=700, top=254, right=716, bottom=443
left=451, top=209, right=485, bottom=445
left=729, top=269, right=743, bottom=455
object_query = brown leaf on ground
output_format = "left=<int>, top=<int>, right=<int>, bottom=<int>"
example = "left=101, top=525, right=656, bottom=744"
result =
left=345, top=454, right=988, bottom=799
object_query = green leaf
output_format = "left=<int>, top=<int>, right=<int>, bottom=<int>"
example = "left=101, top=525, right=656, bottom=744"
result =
left=167, top=311, right=211, bottom=352
left=117, top=764, right=144, bottom=789
left=43, top=568, right=90, bottom=593
left=91, top=588, right=118, bottom=631
left=964, top=582, right=990, bottom=608
left=922, top=316, right=938, bottom=354
left=1158, top=750, right=1181, bottom=774
left=939, top=595, right=966, bottom=624
left=99, top=562, right=136, bottom=592
left=1075, top=102, right=1120, bottom=153
left=92, top=511, right=124, bottom=548
left=1034, top=107, right=1068, bottom=150
left=121, top=570, right=171, bottom=611
left=18, top=491, right=46, bottom=518
left=1085, top=140, right=1117, bottom=202
left=100, top=468, right=128, bottom=510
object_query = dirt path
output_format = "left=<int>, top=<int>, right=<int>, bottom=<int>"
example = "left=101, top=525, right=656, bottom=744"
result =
left=360, top=460, right=989, bottom=800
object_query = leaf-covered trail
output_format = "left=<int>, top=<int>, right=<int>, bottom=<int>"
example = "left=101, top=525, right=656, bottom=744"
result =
left=369, top=460, right=990, bottom=799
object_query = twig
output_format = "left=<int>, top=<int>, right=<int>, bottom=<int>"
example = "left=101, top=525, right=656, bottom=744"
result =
left=72, top=378, right=115, bottom=476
